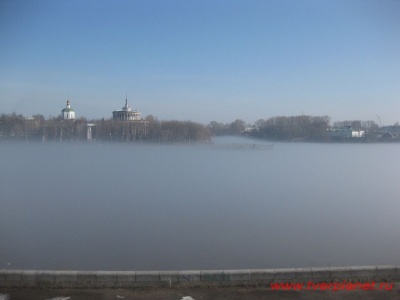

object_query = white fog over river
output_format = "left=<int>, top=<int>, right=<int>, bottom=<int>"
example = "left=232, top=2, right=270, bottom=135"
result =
left=1, top=137, right=399, bottom=271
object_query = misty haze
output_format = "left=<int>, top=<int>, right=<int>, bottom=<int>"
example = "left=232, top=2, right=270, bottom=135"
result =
left=1, top=137, right=399, bottom=271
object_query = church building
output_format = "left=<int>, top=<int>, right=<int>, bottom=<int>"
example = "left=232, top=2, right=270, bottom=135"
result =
left=62, top=100, right=75, bottom=120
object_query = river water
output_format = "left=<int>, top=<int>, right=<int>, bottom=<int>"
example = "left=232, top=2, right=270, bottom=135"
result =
left=1, top=137, right=399, bottom=271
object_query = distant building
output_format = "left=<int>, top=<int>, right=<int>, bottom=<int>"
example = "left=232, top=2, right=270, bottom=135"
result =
left=329, top=126, right=365, bottom=138
left=243, top=126, right=255, bottom=136
left=381, top=123, right=400, bottom=134
left=380, top=123, right=400, bottom=139
left=112, top=98, right=142, bottom=121
left=87, top=123, right=95, bottom=140
left=62, top=100, right=75, bottom=120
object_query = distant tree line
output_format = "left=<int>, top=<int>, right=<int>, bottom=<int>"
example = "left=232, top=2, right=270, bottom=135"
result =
left=253, top=115, right=331, bottom=140
left=0, top=113, right=88, bottom=141
left=146, top=118, right=212, bottom=143
left=0, top=112, right=391, bottom=143
left=207, top=119, right=247, bottom=136
left=94, top=116, right=211, bottom=142
left=207, top=115, right=331, bottom=140
left=0, top=113, right=211, bottom=143
left=206, top=116, right=386, bottom=141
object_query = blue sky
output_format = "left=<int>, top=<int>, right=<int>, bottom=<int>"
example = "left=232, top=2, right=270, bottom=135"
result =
left=1, top=0, right=399, bottom=125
